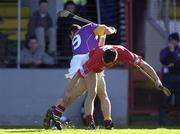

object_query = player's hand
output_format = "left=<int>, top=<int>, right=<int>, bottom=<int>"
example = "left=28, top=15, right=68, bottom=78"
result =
left=154, top=80, right=171, bottom=96
left=109, top=26, right=117, bottom=34
left=158, top=85, right=171, bottom=96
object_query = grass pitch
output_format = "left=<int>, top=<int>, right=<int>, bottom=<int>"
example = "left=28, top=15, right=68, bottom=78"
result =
left=1, top=127, right=180, bottom=134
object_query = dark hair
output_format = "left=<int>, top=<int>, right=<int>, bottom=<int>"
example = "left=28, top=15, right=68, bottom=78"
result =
left=68, top=24, right=81, bottom=35
left=168, top=32, right=179, bottom=42
left=64, top=1, right=76, bottom=9
left=103, top=49, right=117, bottom=64
left=39, top=0, right=48, bottom=5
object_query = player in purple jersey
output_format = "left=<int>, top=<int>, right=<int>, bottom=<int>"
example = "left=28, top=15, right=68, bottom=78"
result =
left=43, top=23, right=117, bottom=130
left=72, top=23, right=99, bottom=55
left=66, top=23, right=116, bottom=79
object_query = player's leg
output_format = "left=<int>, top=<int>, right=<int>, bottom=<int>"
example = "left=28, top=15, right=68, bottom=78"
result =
left=84, top=72, right=98, bottom=129
left=55, top=73, right=81, bottom=107
left=97, top=76, right=113, bottom=129
left=43, top=73, right=83, bottom=129
left=59, top=54, right=89, bottom=107
left=53, top=73, right=81, bottom=115
left=61, top=78, right=87, bottom=107
left=43, top=78, right=76, bottom=130
left=43, top=53, right=89, bottom=129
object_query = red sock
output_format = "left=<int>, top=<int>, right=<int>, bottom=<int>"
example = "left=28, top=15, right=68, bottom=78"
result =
left=85, top=115, right=94, bottom=125
left=53, top=105, right=65, bottom=117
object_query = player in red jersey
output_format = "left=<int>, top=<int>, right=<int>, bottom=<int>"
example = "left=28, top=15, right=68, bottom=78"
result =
left=74, top=45, right=171, bottom=124
left=77, top=45, right=172, bottom=87
left=77, top=45, right=172, bottom=94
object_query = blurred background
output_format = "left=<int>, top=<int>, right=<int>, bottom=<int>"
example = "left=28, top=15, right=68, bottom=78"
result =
left=0, top=0, right=179, bottom=127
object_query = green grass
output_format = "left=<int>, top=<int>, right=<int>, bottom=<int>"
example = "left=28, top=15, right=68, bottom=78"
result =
left=1, top=127, right=180, bottom=134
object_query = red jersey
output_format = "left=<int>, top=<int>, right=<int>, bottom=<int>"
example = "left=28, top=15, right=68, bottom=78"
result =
left=79, top=45, right=142, bottom=76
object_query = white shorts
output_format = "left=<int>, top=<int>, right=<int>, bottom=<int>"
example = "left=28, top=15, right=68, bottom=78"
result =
left=65, top=54, right=89, bottom=79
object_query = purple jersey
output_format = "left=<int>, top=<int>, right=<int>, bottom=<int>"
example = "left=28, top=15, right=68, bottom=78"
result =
left=72, top=23, right=99, bottom=55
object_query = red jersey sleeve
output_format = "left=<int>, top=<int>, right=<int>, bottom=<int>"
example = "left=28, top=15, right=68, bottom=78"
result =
left=120, top=47, right=142, bottom=65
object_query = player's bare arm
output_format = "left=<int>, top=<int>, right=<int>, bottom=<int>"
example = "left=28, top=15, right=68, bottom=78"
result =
left=138, top=60, right=162, bottom=87
left=137, top=60, right=171, bottom=96
left=98, top=35, right=106, bottom=46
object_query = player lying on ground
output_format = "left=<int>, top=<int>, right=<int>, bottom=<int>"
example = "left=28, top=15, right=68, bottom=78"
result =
left=43, top=23, right=117, bottom=130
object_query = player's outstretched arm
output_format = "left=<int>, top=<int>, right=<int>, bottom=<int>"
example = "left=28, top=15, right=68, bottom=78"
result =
left=138, top=60, right=162, bottom=87
left=137, top=60, right=171, bottom=96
